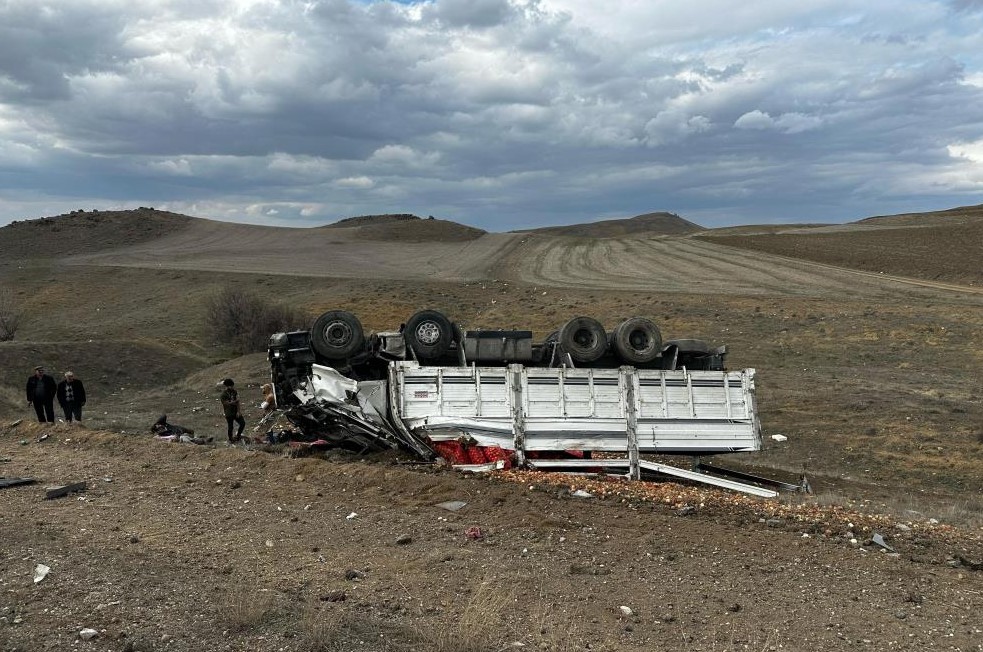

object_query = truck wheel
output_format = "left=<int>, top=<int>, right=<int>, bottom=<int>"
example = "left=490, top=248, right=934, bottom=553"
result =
left=611, top=317, right=662, bottom=364
left=405, top=310, right=453, bottom=360
left=559, top=316, right=607, bottom=363
left=311, top=310, right=365, bottom=359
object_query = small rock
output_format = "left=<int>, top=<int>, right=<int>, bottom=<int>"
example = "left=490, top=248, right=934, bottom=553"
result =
left=895, top=611, right=907, bottom=620
left=727, top=603, right=741, bottom=613
left=619, top=606, right=633, bottom=617
left=675, top=506, right=696, bottom=516
left=129, top=535, right=140, bottom=544
left=765, top=518, right=784, bottom=528
left=346, top=512, right=358, bottom=520
left=345, top=569, right=365, bottom=581
left=320, top=590, right=346, bottom=602
left=160, top=634, right=173, bottom=643
left=79, top=628, right=98, bottom=640
left=570, top=490, right=593, bottom=499
left=33, top=563, right=51, bottom=583
left=395, top=534, right=412, bottom=545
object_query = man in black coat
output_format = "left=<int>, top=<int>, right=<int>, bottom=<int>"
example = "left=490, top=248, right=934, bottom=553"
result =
left=26, top=365, right=56, bottom=423
left=56, top=371, right=86, bottom=423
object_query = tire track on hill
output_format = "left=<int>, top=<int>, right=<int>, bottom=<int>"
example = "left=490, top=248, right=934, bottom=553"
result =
left=496, top=234, right=983, bottom=301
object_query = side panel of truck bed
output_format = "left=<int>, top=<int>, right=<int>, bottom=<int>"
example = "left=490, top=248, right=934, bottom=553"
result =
left=392, top=362, right=761, bottom=454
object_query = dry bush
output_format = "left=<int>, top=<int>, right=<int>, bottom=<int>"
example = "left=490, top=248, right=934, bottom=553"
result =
left=219, top=587, right=274, bottom=632
left=205, top=285, right=311, bottom=354
left=0, top=286, right=23, bottom=341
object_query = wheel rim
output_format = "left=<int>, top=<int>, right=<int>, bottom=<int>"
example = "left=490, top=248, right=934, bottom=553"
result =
left=325, top=321, right=353, bottom=346
left=573, top=328, right=597, bottom=348
left=416, top=321, right=441, bottom=345
left=629, top=329, right=650, bottom=350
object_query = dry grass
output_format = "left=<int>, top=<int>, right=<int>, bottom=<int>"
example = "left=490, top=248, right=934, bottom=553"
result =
left=219, top=586, right=275, bottom=633
left=416, top=579, right=515, bottom=652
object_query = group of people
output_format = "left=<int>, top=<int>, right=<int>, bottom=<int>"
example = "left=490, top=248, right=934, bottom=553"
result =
left=26, top=365, right=276, bottom=447
left=26, top=366, right=86, bottom=424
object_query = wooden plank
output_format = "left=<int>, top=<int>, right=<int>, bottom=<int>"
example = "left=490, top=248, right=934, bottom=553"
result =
left=44, top=481, right=87, bottom=500
left=0, top=477, right=37, bottom=489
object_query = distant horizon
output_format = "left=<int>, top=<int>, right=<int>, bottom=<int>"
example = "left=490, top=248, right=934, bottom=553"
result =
left=3, top=200, right=981, bottom=234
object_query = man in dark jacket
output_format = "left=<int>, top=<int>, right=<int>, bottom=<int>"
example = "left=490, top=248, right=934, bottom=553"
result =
left=220, top=378, right=245, bottom=444
left=26, top=366, right=56, bottom=423
left=56, top=371, right=86, bottom=423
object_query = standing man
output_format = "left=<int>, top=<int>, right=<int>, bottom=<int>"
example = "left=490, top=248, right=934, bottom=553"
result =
left=26, top=365, right=56, bottom=423
left=220, top=378, right=245, bottom=444
left=56, top=371, right=86, bottom=423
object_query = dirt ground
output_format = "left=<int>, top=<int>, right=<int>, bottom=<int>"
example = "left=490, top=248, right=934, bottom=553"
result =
left=1, top=209, right=982, bottom=651
left=2, top=423, right=981, bottom=652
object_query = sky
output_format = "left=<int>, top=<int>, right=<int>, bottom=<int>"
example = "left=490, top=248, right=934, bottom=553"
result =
left=1, top=0, right=983, bottom=230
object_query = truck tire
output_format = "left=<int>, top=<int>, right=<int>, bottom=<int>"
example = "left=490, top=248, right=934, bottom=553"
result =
left=405, top=310, right=453, bottom=360
left=611, top=317, right=662, bottom=364
left=311, top=310, right=365, bottom=359
left=559, top=316, right=607, bottom=363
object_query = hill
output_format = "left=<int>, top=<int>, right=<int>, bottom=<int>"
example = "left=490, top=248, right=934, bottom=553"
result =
left=853, top=203, right=983, bottom=227
left=0, top=208, right=192, bottom=258
left=700, top=206, right=983, bottom=286
left=520, top=212, right=702, bottom=238
left=322, top=213, right=486, bottom=242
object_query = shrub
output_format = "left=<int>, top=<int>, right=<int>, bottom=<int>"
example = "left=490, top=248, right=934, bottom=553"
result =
left=205, top=286, right=310, bottom=354
left=0, top=287, right=23, bottom=341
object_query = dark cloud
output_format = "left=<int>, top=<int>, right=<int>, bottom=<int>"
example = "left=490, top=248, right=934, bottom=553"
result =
left=0, top=1, right=982, bottom=228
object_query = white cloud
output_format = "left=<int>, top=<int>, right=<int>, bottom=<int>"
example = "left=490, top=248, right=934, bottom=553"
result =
left=334, top=176, right=375, bottom=189
left=147, top=158, right=194, bottom=176
left=948, top=139, right=983, bottom=163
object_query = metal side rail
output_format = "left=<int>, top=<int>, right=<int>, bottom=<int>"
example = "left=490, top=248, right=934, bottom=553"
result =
left=694, top=460, right=811, bottom=494
left=526, top=458, right=778, bottom=498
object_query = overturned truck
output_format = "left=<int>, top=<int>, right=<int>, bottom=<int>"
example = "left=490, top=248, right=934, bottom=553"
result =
left=269, top=310, right=791, bottom=497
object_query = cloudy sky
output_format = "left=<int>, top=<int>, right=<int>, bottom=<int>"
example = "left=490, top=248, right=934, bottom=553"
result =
left=1, top=0, right=982, bottom=230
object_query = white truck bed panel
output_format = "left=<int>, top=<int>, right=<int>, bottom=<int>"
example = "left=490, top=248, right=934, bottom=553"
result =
left=391, top=362, right=761, bottom=454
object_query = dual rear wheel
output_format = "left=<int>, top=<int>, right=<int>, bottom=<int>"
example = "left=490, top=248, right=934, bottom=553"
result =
left=310, top=308, right=457, bottom=362
left=557, top=315, right=662, bottom=364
